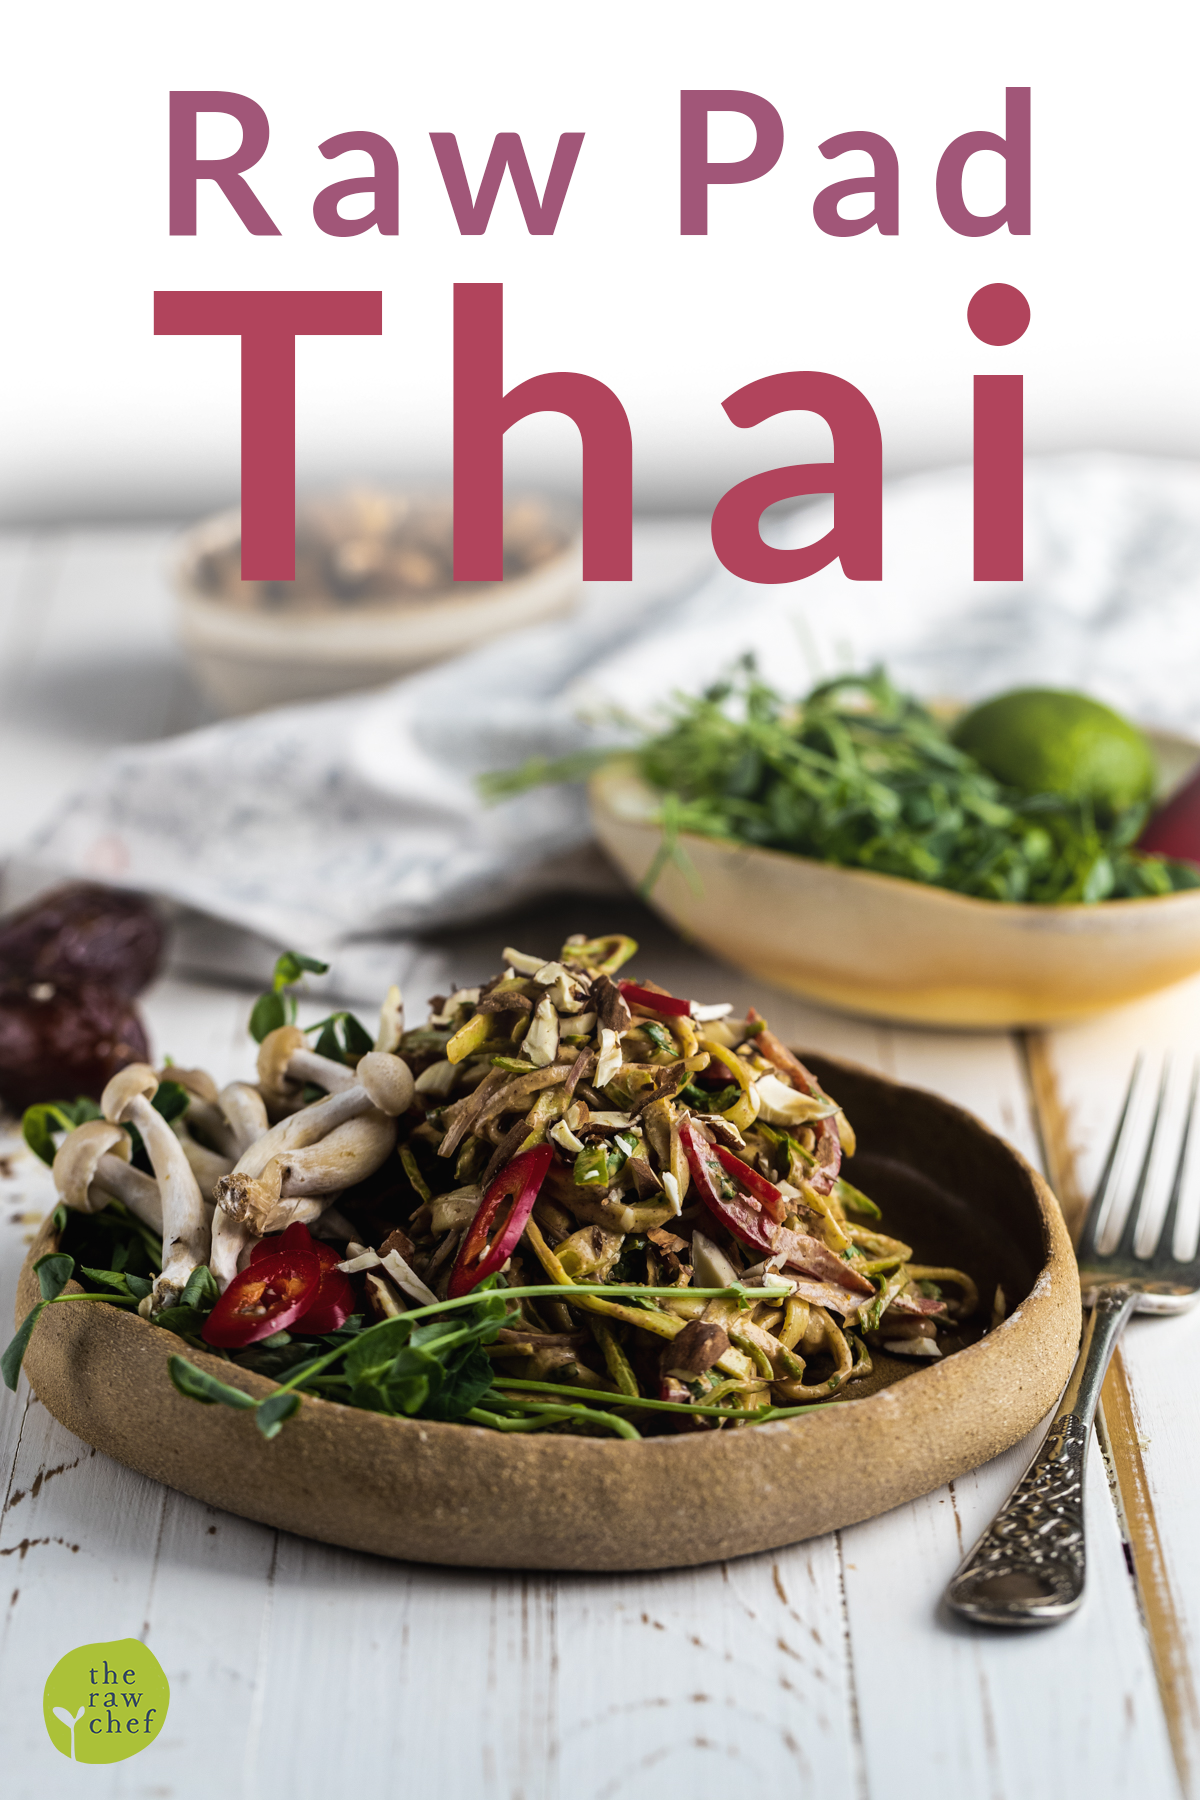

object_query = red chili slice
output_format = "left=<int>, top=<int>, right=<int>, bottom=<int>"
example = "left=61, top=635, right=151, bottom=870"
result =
left=618, top=980, right=692, bottom=1018
left=678, top=1116, right=775, bottom=1255
left=447, top=1143, right=554, bottom=1299
left=250, top=1222, right=355, bottom=1333
left=711, top=1143, right=787, bottom=1223
left=679, top=1118, right=873, bottom=1294
left=201, top=1250, right=321, bottom=1349
left=252, top=1221, right=338, bottom=1270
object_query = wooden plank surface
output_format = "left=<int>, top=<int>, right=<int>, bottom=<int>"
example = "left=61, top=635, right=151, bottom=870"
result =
left=1035, top=976, right=1200, bottom=1797
left=0, top=526, right=1193, bottom=1799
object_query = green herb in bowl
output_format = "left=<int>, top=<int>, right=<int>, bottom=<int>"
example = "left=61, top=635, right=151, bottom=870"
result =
left=488, top=666, right=1198, bottom=906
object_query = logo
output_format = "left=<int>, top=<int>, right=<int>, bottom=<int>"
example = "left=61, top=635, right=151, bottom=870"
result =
left=43, top=1639, right=170, bottom=1763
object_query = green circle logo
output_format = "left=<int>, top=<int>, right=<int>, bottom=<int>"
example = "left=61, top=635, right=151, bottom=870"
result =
left=43, top=1638, right=170, bottom=1763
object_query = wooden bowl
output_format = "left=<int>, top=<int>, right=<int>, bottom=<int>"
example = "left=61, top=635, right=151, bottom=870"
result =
left=590, top=730, right=1200, bottom=1028
left=15, top=1055, right=1078, bottom=1572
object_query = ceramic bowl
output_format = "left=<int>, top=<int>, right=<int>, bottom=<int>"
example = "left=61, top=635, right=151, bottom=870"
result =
left=590, top=731, right=1200, bottom=1029
left=174, top=503, right=582, bottom=715
left=16, top=1053, right=1078, bottom=1572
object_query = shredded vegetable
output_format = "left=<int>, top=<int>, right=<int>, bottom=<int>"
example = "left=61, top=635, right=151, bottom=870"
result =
left=7, top=935, right=991, bottom=1440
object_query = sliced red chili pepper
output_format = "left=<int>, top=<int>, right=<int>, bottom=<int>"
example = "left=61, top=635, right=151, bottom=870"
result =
left=447, top=1143, right=554, bottom=1299
left=252, top=1221, right=338, bottom=1269
left=201, top=1250, right=321, bottom=1349
left=678, top=1116, right=775, bottom=1255
left=251, top=1222, right=355, bottom=1332
left=295, top=1269, right=355, bottom=1334
left=618, top=979, right=692, bottom=1018
left=680, top=1119, right=873, bottom=1293
left=711, top=1143, right=787, bottom=1223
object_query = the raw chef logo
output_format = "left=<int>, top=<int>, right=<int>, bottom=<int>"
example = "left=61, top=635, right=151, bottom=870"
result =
left=43, top=1637, right=170, bottom=1763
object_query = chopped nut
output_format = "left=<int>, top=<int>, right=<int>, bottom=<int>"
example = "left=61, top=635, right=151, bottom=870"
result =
left=379, top=1227, right=416, bottom=1262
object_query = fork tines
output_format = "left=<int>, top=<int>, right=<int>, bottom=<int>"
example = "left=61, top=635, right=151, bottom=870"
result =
left=1075, top=1053, right=1200, bottom=1279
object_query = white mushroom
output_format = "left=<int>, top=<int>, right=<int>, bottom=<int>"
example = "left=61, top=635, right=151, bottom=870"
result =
left=102, top=1064, right=211, bottom=1312
left=171, top=1120, right=234, bottom=1198
left=52, top=1120, right=163, bottom=1233
left=374, top=984, right=404, bottom=1052
left=234, top=1051, right=414, bottom=1181
left=257, top=1024, right=360, bottom=1112
left=218, top=1112, right=397, bottom=1234
left=203, top=1083, right=271, bottom=1290
left=208, top=1051, right=413, bottom=1285
left=217, top=1082, right=269, bottom=1156
left=210, top=1206, right=252, bottom=1292
left=161, top=1065, right=240, bottom=1160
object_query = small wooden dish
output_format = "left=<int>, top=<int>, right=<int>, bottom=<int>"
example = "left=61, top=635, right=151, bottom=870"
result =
left=590, top=730, right=1200, bottom=1028
left=173, top=504, right=582, bottom=715
left=15, top=1055, right=1078, bottom=1572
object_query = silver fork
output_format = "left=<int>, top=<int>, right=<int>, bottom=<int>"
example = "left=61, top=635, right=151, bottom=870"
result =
left=945, top=1054, right=1200, bottom=1627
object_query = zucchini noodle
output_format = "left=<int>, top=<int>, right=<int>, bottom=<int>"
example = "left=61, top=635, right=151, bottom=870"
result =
left=38, top=926, right=985, bottom=1441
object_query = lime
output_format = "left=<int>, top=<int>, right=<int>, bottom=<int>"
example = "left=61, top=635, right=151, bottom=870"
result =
left=951, top=688, right=1157, bottom=812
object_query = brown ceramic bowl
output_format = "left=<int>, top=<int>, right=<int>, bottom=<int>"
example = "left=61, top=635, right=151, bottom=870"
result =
left=16, top=1054, right=1079, bottom=1571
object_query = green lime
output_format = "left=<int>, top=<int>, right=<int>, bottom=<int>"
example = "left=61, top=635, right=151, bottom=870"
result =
left=951, top=688, right=1157, bottom=812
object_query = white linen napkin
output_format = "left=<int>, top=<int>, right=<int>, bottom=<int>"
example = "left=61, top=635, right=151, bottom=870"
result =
left=13, top=454, right=1200, bottom=995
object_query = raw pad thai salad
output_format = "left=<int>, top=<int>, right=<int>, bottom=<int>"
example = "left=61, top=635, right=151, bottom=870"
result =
left=7, top=934, right=981, bottom=1442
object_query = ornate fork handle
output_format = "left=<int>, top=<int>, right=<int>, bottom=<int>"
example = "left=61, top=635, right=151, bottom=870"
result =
left=946, top=1287, right=1137, bottom=1627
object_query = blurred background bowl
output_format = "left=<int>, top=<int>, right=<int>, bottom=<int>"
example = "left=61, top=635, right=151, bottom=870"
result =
left=174, top=490, right=581, bottom=715
left=590, top=729, right=1200, bottom=1029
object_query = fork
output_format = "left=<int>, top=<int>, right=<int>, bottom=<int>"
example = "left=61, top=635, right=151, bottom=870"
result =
left=945, top=1055, right=1200, bottom=1628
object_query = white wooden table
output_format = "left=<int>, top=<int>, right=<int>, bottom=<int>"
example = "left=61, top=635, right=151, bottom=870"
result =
left=0, top=526, right=1197, bottom=1800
